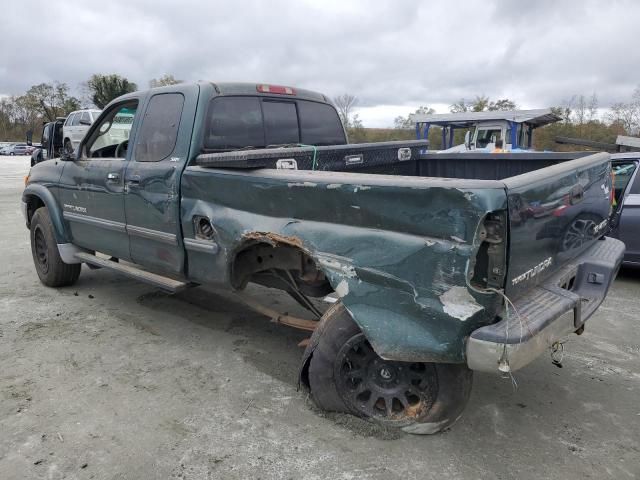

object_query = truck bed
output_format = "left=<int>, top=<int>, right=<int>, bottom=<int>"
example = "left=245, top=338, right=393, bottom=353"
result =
left=185, top=143, right=613, bottom=364
left=195, top=141, right=593, bottom=181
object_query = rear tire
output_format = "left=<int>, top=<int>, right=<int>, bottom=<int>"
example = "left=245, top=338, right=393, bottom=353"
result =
left=30, top=207, right=81, bottom=287
left=303, top=302, right=473, bottom=434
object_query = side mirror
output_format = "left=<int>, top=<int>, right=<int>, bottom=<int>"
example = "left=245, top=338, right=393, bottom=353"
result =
left=79, top=119, right=92, bottom=126
left=60, top=145, right=77, bottom=161
left=464, top=131, right=471, bottom=150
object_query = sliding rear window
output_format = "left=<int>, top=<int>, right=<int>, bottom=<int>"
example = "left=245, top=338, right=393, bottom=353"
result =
left=204, top=96, right=345, bottom=150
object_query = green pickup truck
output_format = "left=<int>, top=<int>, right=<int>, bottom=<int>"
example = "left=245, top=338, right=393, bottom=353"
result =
left=22, top=82, right=632, bottom=434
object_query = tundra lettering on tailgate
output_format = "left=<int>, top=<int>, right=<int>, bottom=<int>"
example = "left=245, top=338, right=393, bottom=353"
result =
left=511, top=257, right=553, bottom=286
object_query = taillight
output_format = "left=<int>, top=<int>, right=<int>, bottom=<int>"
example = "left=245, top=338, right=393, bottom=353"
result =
left=470, top=211, right=507, bottom=290
left=256, top=84, right=296, bottom=95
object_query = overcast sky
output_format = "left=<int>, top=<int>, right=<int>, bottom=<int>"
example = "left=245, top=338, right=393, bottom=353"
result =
left=3, top=0, right=639, bottom=126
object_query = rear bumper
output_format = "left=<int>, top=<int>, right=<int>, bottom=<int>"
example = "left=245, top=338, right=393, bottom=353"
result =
left=466, top=237, right=624, bottom=373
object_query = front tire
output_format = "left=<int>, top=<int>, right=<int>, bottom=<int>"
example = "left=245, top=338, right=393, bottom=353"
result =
left=303, top=303, right=473, bottom=434
left=30, top=207, right=81, bottom=287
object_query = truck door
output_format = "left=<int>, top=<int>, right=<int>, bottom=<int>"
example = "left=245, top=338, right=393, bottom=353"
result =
left=123, top=85, right=199, bottom=273
left=58, top=98, right=142, bottom=260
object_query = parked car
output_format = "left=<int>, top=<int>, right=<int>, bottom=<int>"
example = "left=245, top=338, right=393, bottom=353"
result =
left=22, top=82, right=631, bottom=434
left=6, top=143, right=29, bottom=155
left=62, top=109, right=101, bottom=154
left=610, top=152, right=640, bottom=266
left=0, top=143, right=15, bottom=155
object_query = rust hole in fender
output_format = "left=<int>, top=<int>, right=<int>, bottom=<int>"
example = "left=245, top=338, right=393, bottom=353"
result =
left=242, top=231, right=305, bottom=250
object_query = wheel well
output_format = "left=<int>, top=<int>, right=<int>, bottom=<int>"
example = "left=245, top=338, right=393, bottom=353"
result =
left=25, top=195, right=45, bottom=227
left=230, top=239, right=333, bottom=298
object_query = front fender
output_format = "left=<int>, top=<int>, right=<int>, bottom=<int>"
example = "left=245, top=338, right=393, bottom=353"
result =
left=22, top=184, right=69, bottom=243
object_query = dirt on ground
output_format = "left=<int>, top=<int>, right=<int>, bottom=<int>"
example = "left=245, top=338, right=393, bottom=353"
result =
left=1, top=156, right=639, bottom=479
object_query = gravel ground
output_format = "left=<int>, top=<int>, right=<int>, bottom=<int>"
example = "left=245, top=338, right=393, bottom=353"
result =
left=1, top=155, right=639, bottom=479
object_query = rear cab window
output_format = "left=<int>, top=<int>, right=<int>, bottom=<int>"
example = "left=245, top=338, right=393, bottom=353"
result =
left=203, top=96, right=345, bottom=151
left=134, top=93, right=185, bottom=162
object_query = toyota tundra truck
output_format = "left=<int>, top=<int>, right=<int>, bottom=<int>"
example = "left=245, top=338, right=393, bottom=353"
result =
left=22, top=82, right=634, bottom=434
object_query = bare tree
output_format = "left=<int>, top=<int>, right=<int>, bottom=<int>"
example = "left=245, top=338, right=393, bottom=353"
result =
left=607, top=86, right=640, bottom=135
left=333, top=94, right=358, bottom=128
left=574, top=95, right=589, bottom=125
left=587, top=93, right=598, bottom=122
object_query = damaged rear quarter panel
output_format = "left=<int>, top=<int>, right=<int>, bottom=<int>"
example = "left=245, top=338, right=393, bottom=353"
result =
left=181, top=167, right=507, bottom=363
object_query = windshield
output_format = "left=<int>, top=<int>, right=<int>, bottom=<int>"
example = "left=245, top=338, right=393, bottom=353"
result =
left=475, top=128, right=502, bottom=148
left=204, top=96, right=346, bottom=151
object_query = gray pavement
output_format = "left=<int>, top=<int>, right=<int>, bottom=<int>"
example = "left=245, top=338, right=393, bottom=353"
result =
left=1, top=155, right=639, bottom=479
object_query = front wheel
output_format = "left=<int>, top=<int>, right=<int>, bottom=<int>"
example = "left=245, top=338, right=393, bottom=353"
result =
left=303, top=303, right=473, bottom=434
left=30, top=207, right=81, bottom=287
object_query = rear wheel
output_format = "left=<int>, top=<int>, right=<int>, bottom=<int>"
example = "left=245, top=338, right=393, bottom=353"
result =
left=304, top=303, right=473, bottom=434
left=30, top=207, right=81, bottom=287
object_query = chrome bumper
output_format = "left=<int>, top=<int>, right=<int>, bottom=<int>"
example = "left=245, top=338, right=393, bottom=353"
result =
left=466, top=237, right=624, bottom=373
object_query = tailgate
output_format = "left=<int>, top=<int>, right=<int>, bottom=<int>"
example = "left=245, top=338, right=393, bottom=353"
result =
left=503, top=152, right=613, bottom=298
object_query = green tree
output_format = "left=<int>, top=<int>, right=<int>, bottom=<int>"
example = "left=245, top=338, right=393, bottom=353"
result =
left=450, top=96, right=517, bottom=113
left=149, top=74, right=183, bottom=88
left=393, top=105, right=436, bottom=129
left=449, top=98, right=468, bottom=113
left=87, top=74, right=137, bottom=108
left=18, top=82, right=80, bottom=121
left=470, top=95, right=490, bottom=112
left=488, top=98, right=517, bottom=111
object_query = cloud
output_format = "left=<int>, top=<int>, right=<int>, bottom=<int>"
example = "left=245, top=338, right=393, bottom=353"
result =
left=3, top=0, right=639, bottom=127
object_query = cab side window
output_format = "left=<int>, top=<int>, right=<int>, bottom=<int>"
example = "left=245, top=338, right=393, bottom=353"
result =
left=134, top=93, right=184, bottom=162
left=84, top=101, right=138, bottom=159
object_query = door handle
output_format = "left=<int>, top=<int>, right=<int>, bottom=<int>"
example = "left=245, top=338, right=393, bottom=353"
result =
left=106, top=172, right=120, bottom=182
left=127, top=175, right=141, bottom=185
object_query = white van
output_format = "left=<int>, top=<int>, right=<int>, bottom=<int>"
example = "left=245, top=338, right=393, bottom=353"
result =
left=63, top=109, right=102, bottom=153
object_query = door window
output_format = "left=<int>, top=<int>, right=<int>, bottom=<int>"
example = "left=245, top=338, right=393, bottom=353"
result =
left=71, top=114, right=81, bottom=126
left=134, top=93, right=184, bottom=162
left=84, top=101, right=138, bottom=159
left=80, top=112, right=91, bottom=125
left=65, top=113, right=76, bottom=126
